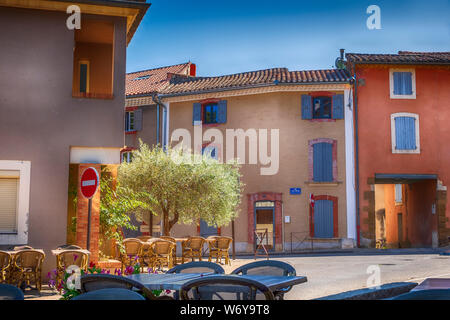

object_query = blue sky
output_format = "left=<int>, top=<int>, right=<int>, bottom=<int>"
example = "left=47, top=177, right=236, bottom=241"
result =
left=127, top=0, right=450, bottom=76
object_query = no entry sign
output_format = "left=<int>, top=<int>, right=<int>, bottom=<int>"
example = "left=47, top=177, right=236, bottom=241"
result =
left=80, top=167, right=99, bottom=199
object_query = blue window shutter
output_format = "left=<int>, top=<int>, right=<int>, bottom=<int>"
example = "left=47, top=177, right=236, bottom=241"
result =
left=313, top=143, right=333, bottom=182
left=393, top=72, right=402, bottom=95
left=134, top=109, right=143, bottom=131
left=395, top=116, right=416, bottom=150
left=79, top=64, right=88, bottom=93
left=301, top=95, right=312, bottom=119
left=314, top=200, right=334, bottom=238
left=217, top=100, right=227, bottom=123
left=193, top=103, right=202, bottom=125
left=332, top=94, right=344, bottom=119
left=402, top=72, right=413, bottom=95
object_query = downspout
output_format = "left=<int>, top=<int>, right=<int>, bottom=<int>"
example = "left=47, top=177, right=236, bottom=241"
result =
left=151, top=93, right=166, bottom=148
left=352, top=69, right=361, bottom=247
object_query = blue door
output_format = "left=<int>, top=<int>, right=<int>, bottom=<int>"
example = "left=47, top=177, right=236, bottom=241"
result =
left=200, top=219, right=218, bottom=237
left=314, top=200, right=334, bottom=238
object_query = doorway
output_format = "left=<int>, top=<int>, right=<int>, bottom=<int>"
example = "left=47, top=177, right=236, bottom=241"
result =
left=254, top=201, right=275, bottom=251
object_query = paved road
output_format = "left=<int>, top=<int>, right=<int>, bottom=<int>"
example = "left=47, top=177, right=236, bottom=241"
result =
left=222, top=250, right=450, bottom=300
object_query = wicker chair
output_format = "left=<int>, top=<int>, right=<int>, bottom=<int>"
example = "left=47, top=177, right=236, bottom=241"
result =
left=182, top=236, right=205, bottom=263
left=56, top=244, right=82, bottom=250
left=137, top=236, right=152, bottom=242
left=160, top=236, right=178, bottom=265
left=231, top=260, right=296, bottom=300
left=151, top=240, right=175, bottom=270
left=80, top=273, right=173, bottom=300
left=13, top=246, right=33, bottom=251
left=118, top=238, right=143, bottom=273
left=0, top=251, right=12, bottom=284
left=139, top=241, right=156, bottom=272
left=55, top=250, right=89, bottom=292
left=208, top=236, right=233, bottom=265
left=11, top=249, right=45, bottom=291
left=180, top=275, right=274, bottom=300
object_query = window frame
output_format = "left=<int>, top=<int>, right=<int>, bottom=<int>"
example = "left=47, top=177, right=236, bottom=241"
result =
left=121, top=151, right=133, bottom=163
left=308, top=138, right=338, bottom=183
left=312, top=96, right=333, bottom=119
left=125, top=111, right=135, bottom=132
left=389, top=68, right=416, bottom=99
left=78, top=60, right=90, bottom=94
left=391, top=112, right=420, bottom=154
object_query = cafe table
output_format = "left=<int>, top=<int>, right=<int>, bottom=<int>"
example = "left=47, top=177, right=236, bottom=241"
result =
left=410, top=278, right=450, bottom=291
left=126, top=272, right=307, bottom=292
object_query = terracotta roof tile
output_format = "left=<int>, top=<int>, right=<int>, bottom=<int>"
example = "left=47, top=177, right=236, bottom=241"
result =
left=160, top=68, right=350, bottom=96
left=346, top=51, right=450, bottom=64
left=126, top=62, right=194, bottom=96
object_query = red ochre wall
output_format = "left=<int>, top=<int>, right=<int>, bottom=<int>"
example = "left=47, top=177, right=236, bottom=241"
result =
left=355, top=64, right=450, bottom=244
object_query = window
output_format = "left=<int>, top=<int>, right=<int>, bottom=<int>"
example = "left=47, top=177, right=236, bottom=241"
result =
left=202, top=145, right=218, bottom=160
left=121, top=152, right=133, bottom=163
left=301, top=94, right=344, bottom=120
left=390, top=69, right=416, bottom=99
left=395, top=184, right=403, bottom=204
left=78, top=60, right=89, bottom=93
left=133, top=75, right=151, bottom=81
left=204, top=103, right=218, bottom=124
left=313, top=97, right=332, bottom=119
left=313, top=142, right=333, bottom=182
left=391, top=113, right=420, bottom=154
left=193, top=100, right=227, bottom=125
left=125, top=111, right=135, bottom=132
left=0, top=175, right=19, bottom=233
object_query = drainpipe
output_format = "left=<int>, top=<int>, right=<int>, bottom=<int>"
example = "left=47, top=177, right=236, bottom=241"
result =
left=151, top=93, right=166, bottom=148
left=352, top=70, right=361, bottom=247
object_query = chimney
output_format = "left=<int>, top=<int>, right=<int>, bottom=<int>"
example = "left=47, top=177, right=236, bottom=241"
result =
left=340, top=49, right=345, bottom=60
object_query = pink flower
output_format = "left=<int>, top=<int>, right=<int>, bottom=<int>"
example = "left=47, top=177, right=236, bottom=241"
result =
left=73, top=254, right=78, bottom=262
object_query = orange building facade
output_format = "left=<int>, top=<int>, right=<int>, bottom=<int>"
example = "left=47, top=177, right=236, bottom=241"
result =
left=346, top=52, right=450, bottom=248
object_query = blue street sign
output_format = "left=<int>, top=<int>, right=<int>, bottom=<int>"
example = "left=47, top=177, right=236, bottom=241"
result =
left=290, top=188, right=301, bottom=195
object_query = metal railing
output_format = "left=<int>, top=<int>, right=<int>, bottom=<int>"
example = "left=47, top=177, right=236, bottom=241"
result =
left=290, top=232, right=314, bottom=253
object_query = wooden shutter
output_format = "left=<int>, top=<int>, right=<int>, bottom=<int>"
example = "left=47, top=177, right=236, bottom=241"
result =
left=332, top=94, right=344, bottom=119
left=395, top=116, right=416, bottom=150
left=301, top=95, right=312, bottom=119
left=217, top=100, right=227, bottom=123
left=393, top=72, right=413, bottom=95
left=134, top=109, right=143, bottom=131
left=314, top=200, right=334, bottom=238
left=0, top=178, right=18, bottom=233
left=193, top=103, right=202, bottom=125
left=313, top=143, right=333, bottom=182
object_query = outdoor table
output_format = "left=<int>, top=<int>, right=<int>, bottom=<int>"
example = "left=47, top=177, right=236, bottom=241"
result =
left=126, top=272, right=307, bottom=293
left=51, top=249, right=91, bottom=256
left=411, top=278, right=450, bottom=291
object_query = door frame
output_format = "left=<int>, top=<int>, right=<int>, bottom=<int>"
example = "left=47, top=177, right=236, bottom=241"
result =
left=310, top=195, right=339, bottom=238
left=253, top=203, right=276, bottom=252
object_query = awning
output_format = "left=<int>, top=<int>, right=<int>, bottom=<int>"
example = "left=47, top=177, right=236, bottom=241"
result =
left=375, top=173, right=437, bottom=184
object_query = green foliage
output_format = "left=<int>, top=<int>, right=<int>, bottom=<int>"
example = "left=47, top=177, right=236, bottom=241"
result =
left=99, top=168, right=152, bottom=251
left=117, top=141, right=244, bottom=235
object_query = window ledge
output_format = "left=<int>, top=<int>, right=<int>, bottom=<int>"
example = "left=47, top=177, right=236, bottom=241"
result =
left=392, top=149, right=420, bottom=154
left=73, top=92, right=114, bottom=100
left=309, top=119, right=336, bottom=123
left=305, top=181, right=341, bottom=187
left=125, top=131, right=137, bottom=135
left=194, top=123, right=223, bottom=127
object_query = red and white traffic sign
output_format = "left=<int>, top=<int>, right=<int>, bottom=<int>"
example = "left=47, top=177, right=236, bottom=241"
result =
left=80, top=167, right=100, bottom=199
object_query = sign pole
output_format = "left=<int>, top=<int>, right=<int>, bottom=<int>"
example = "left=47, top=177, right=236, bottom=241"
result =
left=86, top=198, right=92, bottom=251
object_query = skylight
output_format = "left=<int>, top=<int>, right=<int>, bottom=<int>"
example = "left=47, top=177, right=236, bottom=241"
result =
left=133, top=75, right=151, bottom=81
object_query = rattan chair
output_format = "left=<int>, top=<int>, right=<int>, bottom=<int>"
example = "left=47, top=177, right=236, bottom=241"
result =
left=231, top=260, right=296, bottom=300
left=208, top=236, right=233, bottom=265
left=11, top=249, right=45, bottom=291
left=151, top=240, right=175, bottom=270
left=160, top=236, right=178, bottom=265
left=118, top=238, right=143, bottom=272
left=13, top=246, right=33, bottom=251
left=56, top=244, right=82, bottom=250
left=182, top=236, right=205, bottom=263
left=55, top=250, right=89, bottom=292
left=0, top=251, right=12, bottom=284
left=0, top=284, right=25, bottom=300
left=180, top=275, right=274, bottom=300
left=137, top=236, right=152, bottom=242
left=80, top=273, right=173, bottom=300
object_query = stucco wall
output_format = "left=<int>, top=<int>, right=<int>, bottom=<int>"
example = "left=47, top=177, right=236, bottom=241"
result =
left=0, top=7, right=127, bottom=271
left=356, top=64, right=450, bottom=246
left=167, top=90, right=348, bottom=251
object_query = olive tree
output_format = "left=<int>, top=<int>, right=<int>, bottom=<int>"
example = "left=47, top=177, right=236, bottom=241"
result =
left=118, top=141, right=243, bottom=235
